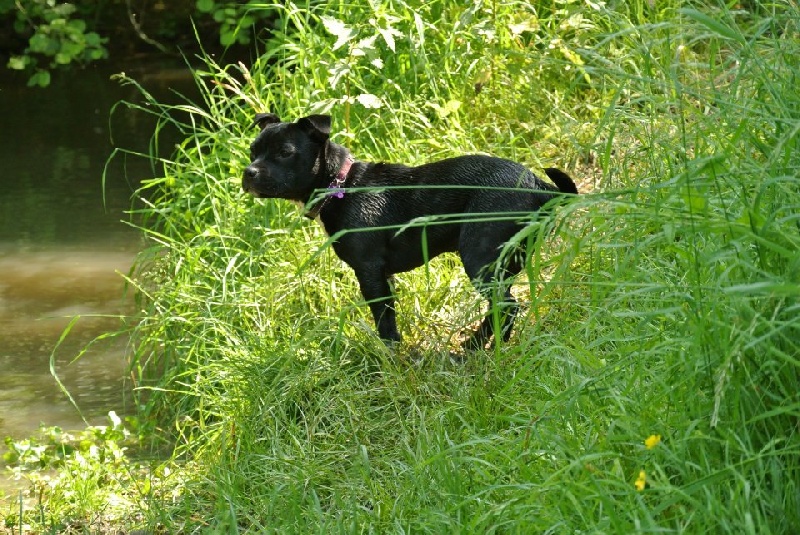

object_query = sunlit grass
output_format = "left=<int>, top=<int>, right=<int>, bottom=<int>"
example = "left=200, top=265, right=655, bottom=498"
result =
left=5, top=0, right=799, bottom=532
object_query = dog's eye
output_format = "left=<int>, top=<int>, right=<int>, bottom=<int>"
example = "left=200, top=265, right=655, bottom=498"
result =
left=278, top=145, right=296, bottom=159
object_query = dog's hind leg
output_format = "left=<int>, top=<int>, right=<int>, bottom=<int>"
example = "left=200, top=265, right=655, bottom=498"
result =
left=465, top=282, right=519, bottom=351
left=458, top=224, right=523, bottom=351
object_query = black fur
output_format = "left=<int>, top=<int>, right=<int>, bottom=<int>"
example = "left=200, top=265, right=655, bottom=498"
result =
left=243, top=114, right=577, bottom=350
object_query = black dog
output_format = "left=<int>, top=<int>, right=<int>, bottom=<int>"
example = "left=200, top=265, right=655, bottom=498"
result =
left=243, top=113, right=577, bottom=350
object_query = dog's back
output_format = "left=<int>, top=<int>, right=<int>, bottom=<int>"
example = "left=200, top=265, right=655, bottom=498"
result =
left=330, top=154, right=575, bottom=280
left=348, top=155, right=574, bottom=225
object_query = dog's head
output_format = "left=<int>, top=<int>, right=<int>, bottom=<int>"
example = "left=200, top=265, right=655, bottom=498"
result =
left=242, top=114, right=331, bottom=200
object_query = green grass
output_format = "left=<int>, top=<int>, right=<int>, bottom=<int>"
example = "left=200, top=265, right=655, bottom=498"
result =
left=4, top=0, right=799, bottom=532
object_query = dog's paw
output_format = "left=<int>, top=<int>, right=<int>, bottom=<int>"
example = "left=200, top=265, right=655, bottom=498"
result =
left=464, top=334, right=490, bottom=352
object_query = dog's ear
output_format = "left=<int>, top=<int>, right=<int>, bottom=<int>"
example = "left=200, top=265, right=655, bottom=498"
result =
left=252, top=113, right=281, bottom=130
left=297, top=114, right=331, bottom=143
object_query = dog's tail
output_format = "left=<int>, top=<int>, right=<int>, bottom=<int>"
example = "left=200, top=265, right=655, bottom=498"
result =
left=544, top=168, right=578, bottom=195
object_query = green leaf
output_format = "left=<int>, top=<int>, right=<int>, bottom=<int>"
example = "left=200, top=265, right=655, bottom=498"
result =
left=7, top=55, right=28, bottom=70
left=51, top=3, right=77, bottom=18
left=109, top=411, right=122, bottom=428
left=321, top=16, right=356, bottom=51
left=29, top=33, right=56, bottom=54
left=67, top=18, right=86, bottom=33
left=89, top=48, right=107, bottom=60
left=439, top=99, right=462, bottom=118
left=48, top=17, right=67, bottom=29
left=328, top=60, right=350, bottom=88
left=61, top=41, right=83, bottom=57
left=355, top=93, right=382, bottom=109
left=377, top=27, right=401, bottom=53
left=220, top=30, right=236, bottom=46
left=197, top=0, right=215, bottom=13
left=84, top=32, right=104, bottom=47
left=352, top=35, right=377, bottom=57
left=679, top=8, right=746, bottom=45
left=28, top=70, right=51, bottom=87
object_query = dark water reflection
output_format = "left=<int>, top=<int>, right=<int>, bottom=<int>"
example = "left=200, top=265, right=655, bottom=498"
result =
left=0, top=61, right=197, bottom=461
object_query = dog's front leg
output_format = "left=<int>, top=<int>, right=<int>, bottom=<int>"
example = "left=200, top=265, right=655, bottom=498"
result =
left=353, top=265, right=401, bottom=343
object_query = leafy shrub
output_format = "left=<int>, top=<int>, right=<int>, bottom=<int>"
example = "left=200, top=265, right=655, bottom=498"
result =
left=2, top=0, right=108, bottom=87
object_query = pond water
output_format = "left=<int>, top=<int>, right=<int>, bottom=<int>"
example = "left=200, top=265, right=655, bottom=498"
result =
left=0, top=61, right=198, bottom=464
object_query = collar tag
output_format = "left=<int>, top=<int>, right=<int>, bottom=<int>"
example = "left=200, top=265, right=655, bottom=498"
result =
left=305, top=154, right=354, bottom=219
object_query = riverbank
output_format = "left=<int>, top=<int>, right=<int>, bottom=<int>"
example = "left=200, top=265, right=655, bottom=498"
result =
left=0, top=58, right=196, bottom=507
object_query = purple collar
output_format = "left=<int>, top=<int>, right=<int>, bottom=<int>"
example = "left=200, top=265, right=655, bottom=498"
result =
left=305, top=155, right=354, bottom=219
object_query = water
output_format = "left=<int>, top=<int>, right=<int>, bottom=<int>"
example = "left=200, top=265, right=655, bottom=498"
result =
left=0, top=61, right=197, bottom=455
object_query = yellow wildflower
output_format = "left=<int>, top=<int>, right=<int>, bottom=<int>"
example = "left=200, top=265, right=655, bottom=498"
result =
left=645, top=434, right=661, bottom=449
left=635, top=470, right=647, bottom=491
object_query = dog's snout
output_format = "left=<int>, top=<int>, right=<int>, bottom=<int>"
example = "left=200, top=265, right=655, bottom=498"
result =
left=242, top=165, right=262, bottom=194
left=244, top=166, right=259, bottom=181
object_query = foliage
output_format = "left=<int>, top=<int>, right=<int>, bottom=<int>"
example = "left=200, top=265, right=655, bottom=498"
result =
left=0, top=0, right=274, bottom=86
left=13, top=0, right=800, bottom=531
left=0, top=412, right=165, bottom=532
left=195, top=0, right=275, bottom=46
left=2, top=0, right=108, bottom=87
